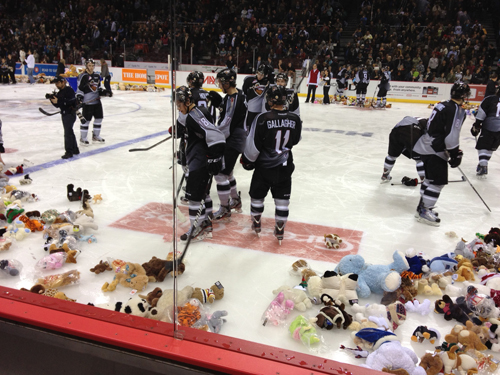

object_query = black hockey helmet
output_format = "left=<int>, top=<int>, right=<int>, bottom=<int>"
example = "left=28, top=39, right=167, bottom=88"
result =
left=174, top=86, right=193, bottom=104
left=275, top=72, right=288, bottom=86
left=257, top=63, right=272, bottom=77
left=187, top=71, right=204, bottom=88
left=216, top=68, right=237, bottom=87
left=85, top=58, right=95, bottom=67
left=450, top=81, right=471, bottom=100
left=266, top=85, right=287, bottom=106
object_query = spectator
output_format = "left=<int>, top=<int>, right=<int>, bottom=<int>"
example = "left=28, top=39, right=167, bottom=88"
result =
left=25, top=50, right=35, bottom=84
left=56, top=59, right=66, bottom=76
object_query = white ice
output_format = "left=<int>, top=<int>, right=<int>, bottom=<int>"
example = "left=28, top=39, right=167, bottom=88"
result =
left=0, top=83, right=499, bottom=369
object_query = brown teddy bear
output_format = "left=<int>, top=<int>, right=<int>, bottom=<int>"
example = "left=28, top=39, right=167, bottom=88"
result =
left=419, top=353, right=443, bottom=375
left=444, top=324, right=488, bottom=351
left=313, top=294, right=353, bottom=330
left=140, top=287, right=163, bottom=308
left=142, top=256, right=185, bottom=282
left=90, top=260, right=112, bottom=274
left=455, top=266, right=475, bottom=282
left=102, top=262, right=149, bottom=292
left=21, top=284, right=76, bottom=302
left=49, top=243, right=79, bottom=263
left=192, top=281, right=224, bottom=304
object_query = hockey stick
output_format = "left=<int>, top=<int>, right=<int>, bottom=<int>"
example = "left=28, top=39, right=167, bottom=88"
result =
left=164, top=176, right=212, bottom=275
left=391, top=176, right=466, bottom=186
left=176, top=172, right=186, bottom=197
left=457, top=166, right=491, bottom=212
left=129, top=136, right=172, bottom=152
left=39, top=107, right=60, bottom=116
left=369, top=85, right=379, bottom=107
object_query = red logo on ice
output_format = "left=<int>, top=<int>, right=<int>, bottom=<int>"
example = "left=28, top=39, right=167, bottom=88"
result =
left=110, top=203, right=362, bottom=262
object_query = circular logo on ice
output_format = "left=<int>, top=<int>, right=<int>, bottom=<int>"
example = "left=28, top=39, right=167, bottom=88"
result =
left=34, top=67, right=39, bottom=73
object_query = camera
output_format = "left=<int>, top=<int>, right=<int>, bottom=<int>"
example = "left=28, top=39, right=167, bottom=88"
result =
left=45, top=92, right=56, bottom=100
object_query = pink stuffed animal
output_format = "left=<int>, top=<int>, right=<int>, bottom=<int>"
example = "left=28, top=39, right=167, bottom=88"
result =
left=262, top=291, right=294, bottom=326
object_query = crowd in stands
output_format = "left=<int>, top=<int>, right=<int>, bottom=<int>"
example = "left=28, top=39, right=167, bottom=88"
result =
left=0, top=0, right=498, bottom=84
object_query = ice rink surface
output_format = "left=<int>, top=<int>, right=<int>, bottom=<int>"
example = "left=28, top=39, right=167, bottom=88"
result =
left=0, top=82, right=499, bottom=368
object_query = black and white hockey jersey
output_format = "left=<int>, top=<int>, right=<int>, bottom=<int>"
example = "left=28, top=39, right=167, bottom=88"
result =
left=413, top=100, right=466, bottom=160
left=379, top=70, right=391, bottom=91
left=242, top=75, right=270, bottom=133
left=337, top=68, right=350, bottom=87
left=475, top=95, right=500, bottom=132
left=244, top=109, right=302, bottom=169
left=218, top=88, right=247, bottom=153
left=265, top=88, right=300, bottom=117
left=394, top=116, right=427, bottom=131
left=191, top=87, right=209, bottom=108
left=183, top=106, right=225, bottom=172
left=76, top=71, right=101, bottom=105
left=355, top=69, right=370, bottom=85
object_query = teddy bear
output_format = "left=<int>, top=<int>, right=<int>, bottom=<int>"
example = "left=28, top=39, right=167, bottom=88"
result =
left=445, top=323, right=488, bottom=351
left=21, top=284, right=76, bottom=302
left=67, top=184, right=85, bottom=202
left=363, top=341, right=427, bottom=375
left=334, top=250, right=409, bottom=298
left=439, top=345, right=478, bottom=375
left=101, top=262, right=149, bottom=292
left=472, top=252, right=498, bottom=271
left=484, top=227, right=500, bottom=247
left=415, top=278, right=442, bottom=296
left=90, top=260, right=112, bottom=274
left=288, top=315, right=321, bottom=347
left=307, top=270, right=359, bottom=305
left=139, top=287, right=163, bottom=308
left=146, top=285, right=194, bottom=322
left=312, top=294, right=353, bottom=330
left=192, top=281, right=224, bottom=304
left=418, top=353, right=443, bottom=375
left=324, top=233, right=343, bottom=249
left=455, top=265, right=475, bottom=282
left=351, top=302, right=389, bottom=330
left=381, top=276, right=418, bottom=305
left=272, top=285, right=313, bottom=312
left=434, top=294, right=480, bottom=326
left=49, top=243, right=79, bottom=264
left=3, top=225, right=30, bottom=241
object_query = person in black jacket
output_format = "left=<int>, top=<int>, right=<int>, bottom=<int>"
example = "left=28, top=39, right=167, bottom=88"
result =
left=484, top=72, right=498, bottom=97
left=56, top=58, right=66, bottom=76
left=49, top=76, right=80, bottom=159
left=6, top=54, right=16, bottom=84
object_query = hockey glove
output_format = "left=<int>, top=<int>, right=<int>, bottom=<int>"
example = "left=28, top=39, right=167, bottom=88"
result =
left=240, top=155, right=255, bottom=171
left=207, top=155, right=223, bottom=175
left=448, top=148, right=463, bottom=168
left=76, top=95, right=83, bottom=106
left=401, top=176, right=418, bottom=186
left=471, top=120, right=482, bottom=137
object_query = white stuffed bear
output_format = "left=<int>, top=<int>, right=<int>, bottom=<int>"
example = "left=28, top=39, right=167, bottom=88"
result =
left=272, top=285, right=312, bottom=312
left=351, top=302, right=390, bottom=330
left=147, top=285, right=194, bottom=322
left=308, top=271, right=359, bottom=306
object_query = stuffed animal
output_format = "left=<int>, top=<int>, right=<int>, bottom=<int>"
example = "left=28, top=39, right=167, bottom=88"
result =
left=101, top=262, right=149, bottom=292
left=0, top=238, right=12, bottom=251
left=415, top=278, right=442, bottom=296
left=140, top=287, right=163, bottom=308
left=19, top=174, right=32, bottom=185
left=147, top=285, right=194, bottom=322
left=363, top=341, right=427, bottom=375
left=272, top=285, right=313, bottom=312
left=3, top=225, right=30, bottom=241
left=49, top=243, right=79, bottom=264
left=92, top=194, right=102, bottom=204
left=90, top=260, right=112, bottom=274
left=426, top=254, right=458, bottom=274
left=439, top=345, right=478, bottom=375
left=35, top=252, right=66, bottom=270
left=381, top=276, right=418, bottom=305
left=351, top=302, right=390, bottom=330
left=177, top=299, right=202, bottom=327
left=67, top=184, right=84, bottom=202
left=21, top=284, right=76, bottom=302
left=207, top=310, right=228, bottom=333
left=192, top=282, right=224, bottom=304
left=118, top=296, right=149, bottom=317
left=324, top=233, right=343, bottom=249
left=36, top=269, right=80, bottom=288
left=405, top=299, right=432, bottom=315
left=307, top=271, right=359, bottom=305
left=76, top=200, right=94, bottom=219
left=404, top=248, right=429, bottom=278
left=455, top=265, right=475, bottom=282
left=334, top=251, right=409, bottom=298
left=18, top=215, right=44, bottom=232
left=434, top=294, right=478, bottom=326
left=4, top=165, right=24, bottom=176
left=262, top=291, right=294, bottom=326
left=312, top=294, right=353, bottom=330
left=411, top=326, right=440, bottom=344
left=288, top=315, right=321, bottom=347
left=418, top=353, right=443, bottom=375
left=444, top=324, right=488, bottom=351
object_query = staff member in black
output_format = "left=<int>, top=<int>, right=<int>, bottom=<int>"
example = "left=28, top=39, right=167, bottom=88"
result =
left=6, top=54, right=16, bottom=84
left=49, top=76, right=80, bottom=159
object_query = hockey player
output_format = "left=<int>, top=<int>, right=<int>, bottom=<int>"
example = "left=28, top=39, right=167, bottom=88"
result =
left=354, top=64, right=370, bottom=106
left=381, top=116, right=427, bottom=183
left=242, top=63, right=273, bottom=133
left=241, top=85, right=302, bottom=244
left=375, top=66, right=391, bottom=108
left=336, top=65, right=351, bottom=101
left=471, top=84, right=500, bottom=178
left=413, top=82, right=470, bottom=226
left=321, top=69, right=331, bottom=104
left=76, top=58, right=111, bottom=145
left=268, top=72, right=300, bottom=116
left=174, top=86, right=225, bottom=242
left=211, top=69, right=247, bottom=222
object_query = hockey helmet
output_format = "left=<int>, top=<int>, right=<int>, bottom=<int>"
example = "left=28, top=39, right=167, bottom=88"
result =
left=450, top=81, right=470, bottom=100
left=187, top=71, right=204, bottom=88
left=174, top=86, right=193, bottom=104
left=257, top=63, right=272, bottom=77
left=85, top=58, right=95, bottom=67
left=275, top=72, right=288, bottom=87
left=216, top=69, right=237, bottom=87
left=266, top=85, right=287, bottom=106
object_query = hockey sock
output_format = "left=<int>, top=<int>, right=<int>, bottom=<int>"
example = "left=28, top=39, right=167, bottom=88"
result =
left=361, top=94, right=366, bottom=102
left=274, top=198, right=289, bottom=223
left=356, top=94, right=360, bottom=101
left=215, top=174, right=231, bottom=207
left=478, top=149, right=492, bottom=166
left=204, top=194, right=213, bottom=219
left=250, top=198, right=265, bottom=217
left=0, top=119, right=3, bottom=144
left=376, top=98, right=381, bottom=105
left=93, top=118, right=103, bottom=137
left=80, top=123, right=89, bottom=140
left=416, top=161, right=425, bottom=180
left=228, top=172, right=238, bottom=199
left=382, top=97, right=387, bottom=106
left=337, top=88, right=344, bottom=97
left=421, top=183, right=444, bottom=208
left=188, top=200, right=206, bottom=225
left=383, top=156, right=396, bottom=173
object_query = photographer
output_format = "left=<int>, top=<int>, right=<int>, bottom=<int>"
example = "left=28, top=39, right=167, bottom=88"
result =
left=48, top=76, right=80, bottom=159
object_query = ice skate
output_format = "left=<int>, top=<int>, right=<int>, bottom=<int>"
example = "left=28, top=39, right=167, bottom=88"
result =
left=251, top=215, right=261, bottom=237
left=199, top=218, right=213, bottom=239
left=92, top=134, right=105, bottom=143
left=415, top=206, right=440, bottom=227
left=180, top=224, right=206, bottom=242
left=380, top=170, right=392, bottom=184
left=274, top=220, right=285, bottom=245
left=476, top=164, right=488, bottom=179
left=213, top=204, right=231, bottom=222
left=180, top=196, right=189, bottom=206
left=80, top=138, right=90, bottom=146
left=229, top=191, right=242, bottom=213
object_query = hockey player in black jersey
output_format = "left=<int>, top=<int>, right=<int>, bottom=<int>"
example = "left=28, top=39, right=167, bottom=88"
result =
left=174, top=86, right=225, bottom=242
left=241, top=85, right=302, bottom=244
left=242, top=63, right=273, bottom=133
left=413, top=82, right=470, bottom=226
left=211, top=69, right=247, bottom=222
left=381, top=116, right=427, bottom=183
left=336, top=65, right=351, bottom=102
left=76, top=58, right=111, bottom=145
left=354, top=65, right=370, bottom=107
left=471, top=85, right=500, bottom=178
left=375, top=66, right=391, bottom=108
left=267, top=73, right=300, bottom=117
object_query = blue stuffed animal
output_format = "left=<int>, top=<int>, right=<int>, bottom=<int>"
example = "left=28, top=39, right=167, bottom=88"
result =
left=334, top=251, right=409, bottom=299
